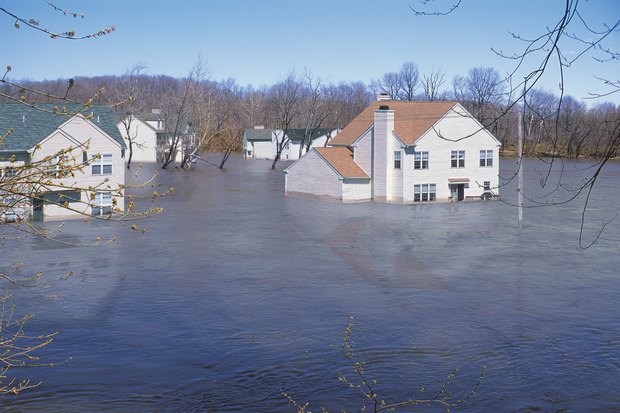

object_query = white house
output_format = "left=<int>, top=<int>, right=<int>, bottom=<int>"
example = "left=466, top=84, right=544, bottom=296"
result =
left=284, top=99, right=501, bottom=203
left=1, top=104, right=126, bottom=221
left=117, top=110, right=184, bottom=164
left=243, top=126, right=338, bottom=160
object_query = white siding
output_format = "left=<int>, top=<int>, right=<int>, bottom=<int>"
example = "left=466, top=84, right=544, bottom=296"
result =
left=251, top=140, right=274, bottom=160
left=390, top=135, right=403, bottom=202
left=118, top=116, right=158, bottom=163
left=402, top=105, right=500, bottom=202
left=342, top=181, right=371, bottom=202
left=30, top=116, right=125, bottom=218
left=285, top=151, right=342, bottom=199
left=352, top=129, right=372, bottom=175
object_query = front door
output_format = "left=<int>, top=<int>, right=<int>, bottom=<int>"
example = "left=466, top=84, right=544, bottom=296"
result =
left=32, top=198, right=44, bottom=221
left=450, top=184, right=465, bottom=201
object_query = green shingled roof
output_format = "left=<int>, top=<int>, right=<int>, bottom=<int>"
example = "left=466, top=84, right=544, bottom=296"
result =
left=244, top=128, right=273, bottom=141
left=0, top=104, right=125, bottom=152
left=286, top=128, right=335, bottom=143
left=243, top=128, right=335, bottom=142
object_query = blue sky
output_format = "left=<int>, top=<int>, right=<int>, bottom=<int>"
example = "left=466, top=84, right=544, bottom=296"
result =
left=2, top=0, right=619, bottom=104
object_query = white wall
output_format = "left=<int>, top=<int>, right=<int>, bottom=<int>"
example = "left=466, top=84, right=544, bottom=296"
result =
left=352, top=128, right=372, bottom=176
left=342, top=180, right=372, bottom=202
left=285, top=150, right=342, bottom=199
left=30, top=115, right=125, bottom=218
left=390, top=134, right=404, bottom=202
left=118, top=116, right=157, bottom=163
left=251, top=140, right=273, bottom=159
left=402, top=105, right=500, bottom=202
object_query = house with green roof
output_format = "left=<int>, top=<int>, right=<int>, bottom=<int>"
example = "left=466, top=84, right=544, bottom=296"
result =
left=243, top=126, right=339, bottom=160
left=1, top=104, right=126, bottom=221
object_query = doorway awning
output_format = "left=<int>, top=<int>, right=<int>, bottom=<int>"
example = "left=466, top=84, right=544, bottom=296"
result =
left=448, top=177, right=470, bottom=184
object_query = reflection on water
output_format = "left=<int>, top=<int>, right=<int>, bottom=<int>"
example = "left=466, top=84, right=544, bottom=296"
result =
left=2, top=155, right=619, bottom=412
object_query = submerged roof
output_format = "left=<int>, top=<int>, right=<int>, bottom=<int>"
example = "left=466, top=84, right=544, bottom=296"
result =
left=329, top=100, right=457, bottom=147
left=0, top=104, right=124, bottom=151
left=315, top=146, right=369, bottom=179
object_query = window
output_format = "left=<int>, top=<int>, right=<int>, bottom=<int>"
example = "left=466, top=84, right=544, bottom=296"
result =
left=92, top=191, right=112, bottom=216
left=451, top=150, right=465, bottom=168
left=46, top=155, right=70, bottom=177
left=414, top=151, right=429, bottom=169
left=480, top=150, right=493, bottom=167
left=413, top=184, right=436, bottom=202
left=394, top=151, right=401, bottom=169
left=43, top=190, right=81, bottom=205
left=4, top=168, right=16, bottom=178
left=484, top=181, right=491, bottom=191
left=92, top=154, right=112, bottom=175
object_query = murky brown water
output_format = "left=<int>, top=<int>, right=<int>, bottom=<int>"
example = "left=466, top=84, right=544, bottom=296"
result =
left=1, top=155, right=619, bottom=411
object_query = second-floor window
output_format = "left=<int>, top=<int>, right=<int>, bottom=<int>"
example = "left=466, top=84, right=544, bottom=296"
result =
left=394, top=150, right=401, bottom=169
left=92, top=154, right=112, bottom=175
left=46, top=155, right=70, bottom=177
left=451, top=150, right=465, bottom=168
left=480, top=150, right=493, bottom=167
left=414, top=151, right=429, bottom=169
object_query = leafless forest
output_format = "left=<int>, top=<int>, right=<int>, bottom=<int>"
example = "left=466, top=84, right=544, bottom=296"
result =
left=2, top=62, right=618, bottom=164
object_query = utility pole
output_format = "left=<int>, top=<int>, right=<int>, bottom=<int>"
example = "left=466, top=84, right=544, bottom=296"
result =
left=517, top=106, right=524, bottom=228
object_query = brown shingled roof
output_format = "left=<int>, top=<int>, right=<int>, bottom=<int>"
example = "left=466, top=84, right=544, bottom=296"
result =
left=315, top=147, right=369, bottom=179
left=329, top=100, right=458, bottom=146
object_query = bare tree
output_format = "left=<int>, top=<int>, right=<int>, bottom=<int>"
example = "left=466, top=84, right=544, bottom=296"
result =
left=421, top=67, right=447, bottom=101
left=453, top=67, right=505, bottom=124
left=372, top=61, right=420, bottom=101
left=160, top=62, right=205, bottom=169
left=109, top=64, right=147, bottom=169
left=297, top=71, right=332, bottom=156
left=398, top=61, right=420, bottom=101
left=265, top=73, right=303, bottom=170
left=371, top=72, right=401, bottom=100
left=411, top=0, right=620, bottom=247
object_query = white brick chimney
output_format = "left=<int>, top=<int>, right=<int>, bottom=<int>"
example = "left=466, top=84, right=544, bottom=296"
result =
left=372, top=104, right=394, bottom=201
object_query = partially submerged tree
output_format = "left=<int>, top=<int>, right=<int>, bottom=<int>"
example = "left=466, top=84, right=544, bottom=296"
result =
left=265, top=73, right=303, bottom=170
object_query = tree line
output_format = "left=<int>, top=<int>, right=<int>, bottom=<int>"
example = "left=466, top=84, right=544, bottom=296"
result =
left=2, top=61, right=618, bottom=169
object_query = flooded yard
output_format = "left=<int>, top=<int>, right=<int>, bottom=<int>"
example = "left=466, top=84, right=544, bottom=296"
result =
left=2, top=155, right=619, bottom=411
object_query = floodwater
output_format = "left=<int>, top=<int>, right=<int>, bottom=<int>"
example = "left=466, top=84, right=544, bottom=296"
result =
left=1, top=155, right=619, bottom=412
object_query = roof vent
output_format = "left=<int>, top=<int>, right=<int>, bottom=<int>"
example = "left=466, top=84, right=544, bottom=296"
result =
left=22, top=115, right=26, bottom=123
left=377, top=92, right=390, bottom=101
left=96, top=115, right=101, bottom=123
left=378, top=105, right=390, bottom=110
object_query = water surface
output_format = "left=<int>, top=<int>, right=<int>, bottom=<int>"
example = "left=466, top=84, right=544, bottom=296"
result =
left=2, top=155, right=619, bottom=412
